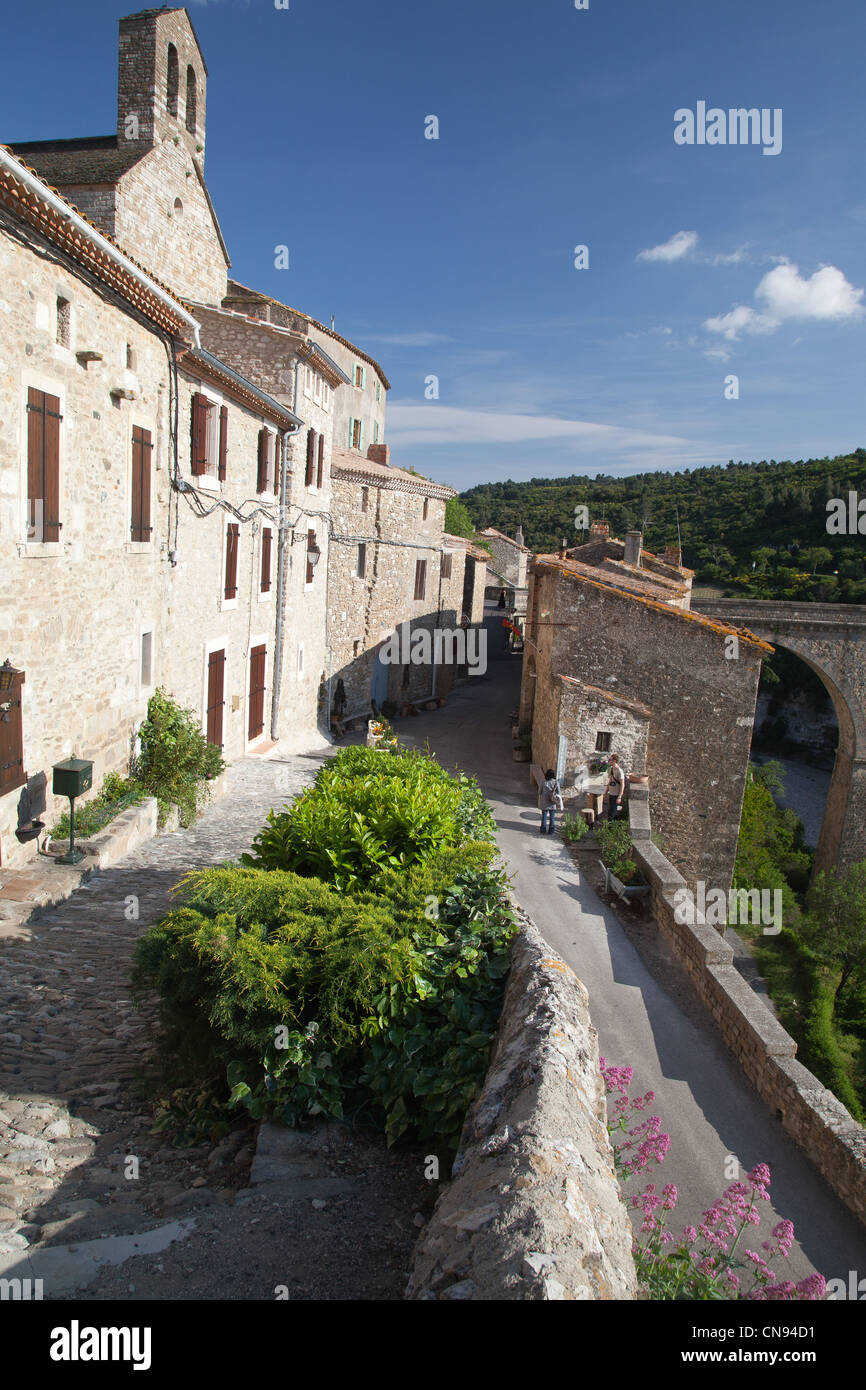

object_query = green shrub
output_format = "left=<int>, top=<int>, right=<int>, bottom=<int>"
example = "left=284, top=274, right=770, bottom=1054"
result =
left=242, top=746, right=494, bottom=890
left=595, top=819, right=635, bottom=879
left=132, top=845, right=517, bottom=1150
left=133, top=687, right=224, bottom=827
left=561, top=813, right=589, bottom=844
left=50, top=772, right=145, bottom=839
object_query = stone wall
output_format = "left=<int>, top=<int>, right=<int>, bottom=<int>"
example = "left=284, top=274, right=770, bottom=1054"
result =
left=557, top=678, right=651, bottom=797
left=407, top=918, right=637, bottom=1300
left=631, top=830, right=866, bottom=1230
left=523, top=563, right=767, bottom=892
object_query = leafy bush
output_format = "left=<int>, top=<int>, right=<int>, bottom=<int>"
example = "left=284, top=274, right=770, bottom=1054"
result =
left=133, top=687, right=224, bottom=827
left=132, top=845, right=517, bottom=1150
left=595, top=819, right=635, bottom=880
left=50, top=772, right=145, bottom=839
left=242, top=746, right=495, bottom=890
left=561, top=812, right=589, bottom=844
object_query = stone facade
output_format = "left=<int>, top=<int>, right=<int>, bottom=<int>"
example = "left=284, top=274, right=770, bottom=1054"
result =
left=519, top=545, right=771, bottom=893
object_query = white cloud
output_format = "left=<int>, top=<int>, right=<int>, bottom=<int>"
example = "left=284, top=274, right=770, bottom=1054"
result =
left=637, top=230, right=699, bottom=262
left=705, top=261, right=865, bottom=340
left=385, top=402, right=698, bottom=455
left=362, top=331, right=453, bottom=347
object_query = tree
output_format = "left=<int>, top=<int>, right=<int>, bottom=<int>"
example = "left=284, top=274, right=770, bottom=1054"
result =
left=801, top=546, right=832, bottom=575
left=801, top=863, right=866, bottom=1011
left=444, top=497, right=475, bottom=539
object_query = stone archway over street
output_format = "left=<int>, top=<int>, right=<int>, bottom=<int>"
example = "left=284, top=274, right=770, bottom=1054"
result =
left=693, top=600, right=866, bottom=876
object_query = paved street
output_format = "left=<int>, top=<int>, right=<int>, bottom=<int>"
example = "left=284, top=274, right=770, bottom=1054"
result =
left=396, top=641, right=866, bottom=1289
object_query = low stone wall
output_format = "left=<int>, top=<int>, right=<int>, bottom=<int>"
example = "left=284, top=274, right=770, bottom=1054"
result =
left=407, top=918, right=637, bottom=1300
left=47, top=797, right=158, bottom=870
left=631, top=837, right=866, bottom=1228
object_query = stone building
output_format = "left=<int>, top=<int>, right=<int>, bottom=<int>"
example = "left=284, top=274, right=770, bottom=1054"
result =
left=478, top=526, right=530, bottom=649
left=519, top=527, right=772, bottom=892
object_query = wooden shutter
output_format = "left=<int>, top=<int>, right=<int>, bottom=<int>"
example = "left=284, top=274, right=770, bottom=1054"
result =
left=441, top=552, right=452, bottom=580
left=305, top=429, right=316, bottom=487
left=348, top=418, right=354, bottom=449
left=130, top=426, right=153, bottom=542
left=414, top=558, right=427, bottom=600
left=306, top=528, right=316, bottom=585
left=191, top=392, right=209, bottom=474
left=257, top=428, right=269, bottom=493
left=261, top=526, right=272, bottom=593
left=206, top=649, right=225, bottom=747
left=316, top=433, right=324, bottom=489
left=248, top=644, right=266, bottom=740
left=357, top=543, right=366, bottom=579
left=224, top=523, right=239, bottom=599
left=26, top=388, right=62, bottom=541
left=218, top=406, right=228, bottom=481
left=0, top=669, right=25, bottom=796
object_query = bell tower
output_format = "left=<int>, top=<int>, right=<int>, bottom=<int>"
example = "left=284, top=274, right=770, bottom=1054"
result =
left=117, top=8, right=208, bottom=165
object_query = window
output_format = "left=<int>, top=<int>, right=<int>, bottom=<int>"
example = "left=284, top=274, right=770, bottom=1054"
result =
left=595, top=731, right=612, bottom=752
left=167, top=44, right=179, bottom=116
left=304, top=365, right=314, bottom=398
left=441, top=552, right=453, bottom=580
left=322, top=382, right=331, bottom=412
left=0, top=666, right=25, bottom=796
left=357, top=543, right=366, bottom=579
left=224, top=523, right=240, bottom=600
left=191, top=392, right=224, bottom=478
left=361, top=486, right=369, bottom=513
left=257, top=428, right=275, bottom=493
left=373, top=421, right=380, bottom=445
left=305, top=429, right=317, bottom=487
left=297, top=644, right=305, bottom=679
left=313, top=374, right=322, bottom=405
left=376, top=382, right=382, bottom=402
left=414, top=558, right=427, bottom=600
left=261, top=526, right=272, bottom=593
left=126, top=343, right=136, bottom=370
left=185, top=65, right=197, bottom=135
left=26, top=387, right=62, bottom=541
left=422, top=497, right=429, bottom=521
left=305, top=528, right=317, bottom=585
left=353, top=640, right=360, bottom=658
left=173, top=197, right=184, bottom=220
left=354, top=364, right=365, bottom=388
left=130, top=425, right=153, bottom=542
left=351, top=418, right=362, bottom=450
left=316, top=434, right=324, bottom=489
left=56, top=297, right=70, bottom=347
left=140, top=631, right=153, bottom=688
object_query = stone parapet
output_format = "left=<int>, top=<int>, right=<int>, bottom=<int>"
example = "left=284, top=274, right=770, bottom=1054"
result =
left=407, top=917, right=637, bottom=1300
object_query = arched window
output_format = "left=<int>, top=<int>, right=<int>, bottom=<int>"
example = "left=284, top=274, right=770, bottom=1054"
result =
left=166, top=44, right=178, bottom=115
left=185, top=65, right=197, bottom=135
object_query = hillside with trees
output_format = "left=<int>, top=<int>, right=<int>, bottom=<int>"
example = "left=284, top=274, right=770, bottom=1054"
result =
left=461, top=450, right=866, bottom=605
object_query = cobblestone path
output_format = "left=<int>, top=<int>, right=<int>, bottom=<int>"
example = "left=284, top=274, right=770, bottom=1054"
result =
left=0, top=752, right=324, bottom=1258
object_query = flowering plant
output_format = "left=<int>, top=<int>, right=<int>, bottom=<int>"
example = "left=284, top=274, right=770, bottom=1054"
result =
left=601, top=1058, right=825, bottom=1301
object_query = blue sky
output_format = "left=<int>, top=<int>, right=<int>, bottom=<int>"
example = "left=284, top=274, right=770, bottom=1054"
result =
left=4, top=0, right=865, bottom=489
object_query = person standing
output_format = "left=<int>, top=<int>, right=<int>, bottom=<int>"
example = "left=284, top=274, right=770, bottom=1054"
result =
left=539, top=768, right=563, bottom=835
left=604, top=754, right=626, bottom=820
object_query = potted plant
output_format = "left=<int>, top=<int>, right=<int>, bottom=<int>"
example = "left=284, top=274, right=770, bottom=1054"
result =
left=512, top=734, right=531, bottom=762
left=595, top=820, right=650, bottom=901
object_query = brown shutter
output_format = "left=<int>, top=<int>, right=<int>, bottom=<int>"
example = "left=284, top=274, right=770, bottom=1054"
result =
left=305, top=430, right=316, bottom=487
left=27, top=388, right=62, bottom=541
left=414, top=558, right=427, bottom=600
left=131, top=426, right=152, bottom=542
left=261, top=526, right=272, bottom=593
left=191, top=392, right=208, bottom=474
left=248, top=644, right=266, bottom=740
left=0, top=670, right=25, bottom=796
left=306, top=528, right=316, bottom=585
left=206, top=649, right=225, bottom=747
left=224, top=523, right=239, bottom=599
left=218, top=406, right=228, bottom=481
left=316, top=433, right=324, bottom=489
left=257, top=428, right=268, bottom=493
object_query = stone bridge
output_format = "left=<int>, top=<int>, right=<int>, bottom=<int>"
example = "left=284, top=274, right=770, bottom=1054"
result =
left=692, top=599, right=866, bottom=876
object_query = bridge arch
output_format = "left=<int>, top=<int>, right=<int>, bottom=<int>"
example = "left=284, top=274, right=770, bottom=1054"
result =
left=693, top=601, right=866, bottom=877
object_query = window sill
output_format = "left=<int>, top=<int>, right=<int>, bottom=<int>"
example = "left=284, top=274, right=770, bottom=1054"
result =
left=257, top=590, right=273, bottom=603
left=221, top=597, right=239, bottom=612
left=18, top=541, right=64, bottom=558
left=196, top=475, right=220, bottom=493
left=125, top=541, right=154, bottom=555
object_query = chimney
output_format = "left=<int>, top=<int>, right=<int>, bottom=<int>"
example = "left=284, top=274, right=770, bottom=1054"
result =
left=515, top=525, right=525, bottom=547
left=367, top=443, right=390, bottom=466
left=624, top=530, right=642, bottom=567
left=589, top=521, right=610, bottom=539
left=662, top=543, right=682, bottom=568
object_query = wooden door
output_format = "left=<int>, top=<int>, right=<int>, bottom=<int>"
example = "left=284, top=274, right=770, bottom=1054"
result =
left=206, top=650, right=225, bottom=748
left=248, top=644, right=266, bottom=741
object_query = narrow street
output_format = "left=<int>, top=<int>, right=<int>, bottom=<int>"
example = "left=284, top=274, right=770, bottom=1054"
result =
left=396, top=637, right=866, bottom=1289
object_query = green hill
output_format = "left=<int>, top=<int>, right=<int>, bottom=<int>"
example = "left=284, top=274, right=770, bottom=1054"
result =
left=461, top=450, right=866, bottom=604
